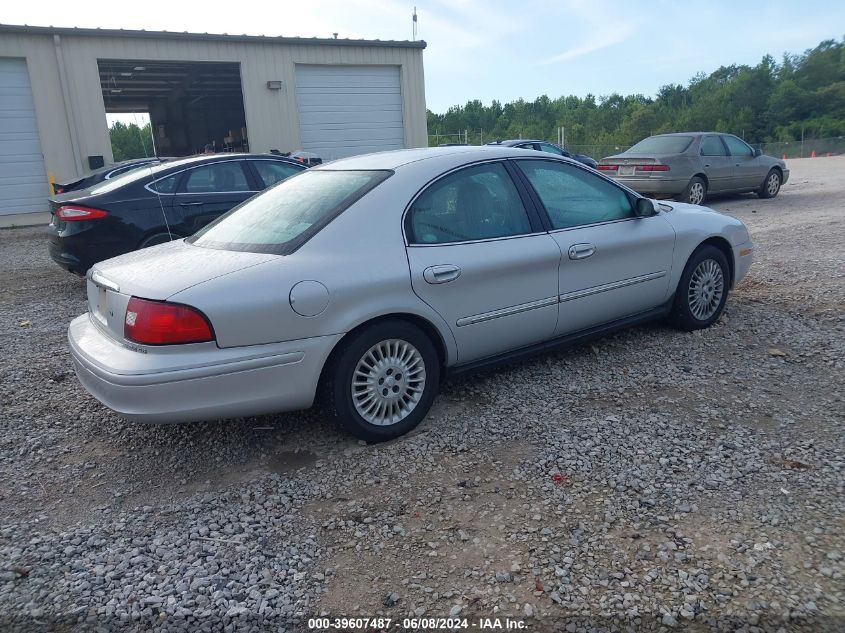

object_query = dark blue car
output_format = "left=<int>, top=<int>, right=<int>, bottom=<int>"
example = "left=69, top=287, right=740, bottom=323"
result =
left=48, top=153, right=305, bottom=274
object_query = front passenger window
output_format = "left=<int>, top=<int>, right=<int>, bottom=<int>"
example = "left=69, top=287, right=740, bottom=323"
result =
left=408, top=162, right=532, bottom=244
left=518, top=160, right=634, bottom=229
left=722, top=135, right=753, bottom=157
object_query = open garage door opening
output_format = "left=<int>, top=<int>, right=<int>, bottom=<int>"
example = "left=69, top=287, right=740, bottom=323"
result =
left=99, top=60, right=248, bottom=158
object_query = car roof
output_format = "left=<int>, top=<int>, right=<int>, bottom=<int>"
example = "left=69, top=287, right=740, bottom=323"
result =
left=486, top=139, right=544, bottom=146
left=312, top=145, right=569, bottom=171
left=132, top=152, right=301, bottom=177
left=647, top=132, right=726, bottom=138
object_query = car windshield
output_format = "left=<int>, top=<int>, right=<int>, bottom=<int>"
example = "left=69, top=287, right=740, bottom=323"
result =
left=188, top=170, right=391, bottom=255
left=625, top=136, right=693, bottom=154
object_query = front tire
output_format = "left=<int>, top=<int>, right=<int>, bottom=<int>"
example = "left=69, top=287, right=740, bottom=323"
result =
left=680, top=176, right=707, bottom=205
left=671, top=245, right=729, bottom=331
left=758, top=169, right=781, bottom=199
left=326, top=320, right=440, bottom=442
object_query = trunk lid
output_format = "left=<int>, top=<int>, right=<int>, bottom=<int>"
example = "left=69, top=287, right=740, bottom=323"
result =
left=87, top=240, right=279, bottom=342
left=599, top=153, right=659, bottom=166
left=90, top=239, right=279, bottom=301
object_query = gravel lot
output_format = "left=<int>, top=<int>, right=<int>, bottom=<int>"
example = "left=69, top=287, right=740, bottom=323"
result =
left=0, top=157, right=842, bottom=632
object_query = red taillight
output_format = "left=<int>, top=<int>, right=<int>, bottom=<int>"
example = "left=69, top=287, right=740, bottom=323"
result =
left=597, top=164, right=618, bottom=171
left=636, top=164, right=670, bottom=172
left=124, top=297, right=214, bottom=345
left=55, top=205, right=109, bottom=221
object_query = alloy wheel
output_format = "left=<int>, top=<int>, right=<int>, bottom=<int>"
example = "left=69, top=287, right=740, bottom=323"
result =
left=688, top=182, right=705, bottom=205
left=766, top=173, right=780, bottom=196
left=687, top=259, right=724, bottom=320
left=351, top=339, right=426, bottom=426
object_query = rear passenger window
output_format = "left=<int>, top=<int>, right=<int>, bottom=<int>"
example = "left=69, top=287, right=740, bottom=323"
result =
left=518, top=160, right=633, bottom=229
left=538, top=143, right=566, bottom=156
left=408, top=163, right=532, bottom=244
left=183, top=162, right=250, bottom=193
left=150, top=175, right=178, bottom=194
left=700, top=136, right=727, bottom=156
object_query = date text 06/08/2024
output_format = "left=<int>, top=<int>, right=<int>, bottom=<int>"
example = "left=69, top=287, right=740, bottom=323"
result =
left=307, top=617, right=528, bottom=630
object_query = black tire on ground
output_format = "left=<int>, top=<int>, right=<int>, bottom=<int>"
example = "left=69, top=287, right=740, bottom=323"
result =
left=138, top=232, right=178, bottom=249
left=757, top=168, right=782, bottom=199
left=670, top=245, right=730, bottom=331
left=679, top=176, right=707, bottom=205
left=325, top=319, right=440, bottom=442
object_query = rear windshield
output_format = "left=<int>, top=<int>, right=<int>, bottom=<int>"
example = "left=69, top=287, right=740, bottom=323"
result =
left=625, top=136, right=693, bottom=155
left=188, top=170, right=391, bottom=255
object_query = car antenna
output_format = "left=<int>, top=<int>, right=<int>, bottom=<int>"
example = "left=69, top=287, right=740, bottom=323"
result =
left=148, top=162, right=173, bottom=242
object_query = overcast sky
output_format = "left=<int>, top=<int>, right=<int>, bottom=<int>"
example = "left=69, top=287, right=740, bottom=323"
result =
left=5, top=0, right=844, bottom=113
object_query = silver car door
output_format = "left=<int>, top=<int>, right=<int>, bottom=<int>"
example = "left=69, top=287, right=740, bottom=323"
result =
left=698, top=135, right=733, bottom=193
left=405, top=161, right=561, bottom=364
left=722, top=135, right=762, bottom=189
left=515, top=159, right=676, bottom=336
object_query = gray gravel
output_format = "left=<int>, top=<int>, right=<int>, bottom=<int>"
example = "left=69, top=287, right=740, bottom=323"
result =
left=0, top=157, right=843, bottom=631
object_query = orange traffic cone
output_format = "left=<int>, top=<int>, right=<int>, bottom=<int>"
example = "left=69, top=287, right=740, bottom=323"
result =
left=782, top=153, right=787, bottom=159
left=811, top=150, right=816, bottom=158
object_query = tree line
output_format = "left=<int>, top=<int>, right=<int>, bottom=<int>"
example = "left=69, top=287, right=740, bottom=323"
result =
left=109, top=121, right=154, bottom=161
left=427, top=38, right=845, bottom=148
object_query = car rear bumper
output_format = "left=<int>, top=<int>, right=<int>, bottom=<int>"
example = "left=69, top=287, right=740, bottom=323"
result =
left=68, top=314, right=342, bottom=423
left=609, top=176, right=688, bottom=197
left=732, top=241, right=754, bottom=288
left=47, top=218, right=136, bottom=275
left=48, top=238, right=87, bottom=275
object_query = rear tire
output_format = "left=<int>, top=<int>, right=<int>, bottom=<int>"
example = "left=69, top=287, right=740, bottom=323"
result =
left=671, top=245, right=729, bottom=331
left=757, top=169, right=781, bottom=199
left=680, top=176, right=707, bottom=205
left=325, top=320, right=440, bottom=442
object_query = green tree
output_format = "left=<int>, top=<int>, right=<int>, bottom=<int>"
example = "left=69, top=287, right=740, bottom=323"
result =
left=110, top=121, right=154, bottom=161
left=426, top=37, right=844, bottom=149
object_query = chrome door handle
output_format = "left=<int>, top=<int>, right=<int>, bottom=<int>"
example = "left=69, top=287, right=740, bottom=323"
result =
left=179, top=202, right=203, bottom=207
left=568, top=243, right=596, bottom=260
left=423, top=264, right=461, bottom=284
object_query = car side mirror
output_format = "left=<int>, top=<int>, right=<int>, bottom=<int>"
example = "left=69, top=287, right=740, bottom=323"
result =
left=635, top=198, right=657, bottom=217
left=753, top=148, right=762, bottom=157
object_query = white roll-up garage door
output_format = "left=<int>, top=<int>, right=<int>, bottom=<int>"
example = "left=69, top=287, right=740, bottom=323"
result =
left=295, top=65, right=404, bottom=161
left=0, top=58, right=49, bottom=215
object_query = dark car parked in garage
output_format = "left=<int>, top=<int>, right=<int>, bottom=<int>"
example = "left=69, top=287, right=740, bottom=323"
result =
left=51, top=157, right=172, bottom=194
left=48, top=153, right=305, bottom=274
left=486, top=139, right=598, bottom=168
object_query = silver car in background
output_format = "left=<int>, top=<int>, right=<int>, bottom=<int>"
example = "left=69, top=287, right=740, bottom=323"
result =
left=69, top=146, right=754, bottom=442
left=598, top=132, right=789, bottom=205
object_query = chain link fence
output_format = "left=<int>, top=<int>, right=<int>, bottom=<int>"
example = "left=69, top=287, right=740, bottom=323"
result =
left=428, top=134, right=845, bottom=160
left=757, top=136, right=845, bottom=159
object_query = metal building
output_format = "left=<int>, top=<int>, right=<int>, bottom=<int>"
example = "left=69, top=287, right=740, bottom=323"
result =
left=0, top=24, right=427, bottom=221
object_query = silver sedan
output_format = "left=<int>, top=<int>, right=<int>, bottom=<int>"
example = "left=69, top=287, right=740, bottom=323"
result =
left=598, top=132, right=789, bottom=205
left=69, top=146, right=754, bottom=441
